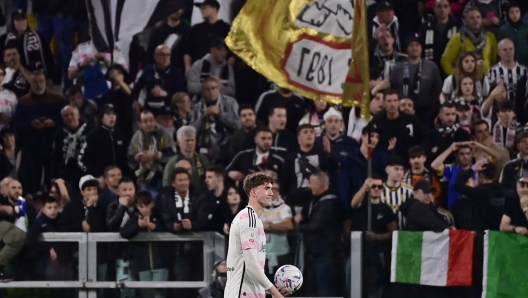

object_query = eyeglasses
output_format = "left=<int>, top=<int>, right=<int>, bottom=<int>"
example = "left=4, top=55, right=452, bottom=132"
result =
left=519, top=181, right=528, bottom=188
left=371, top=185, right=384, bottom=190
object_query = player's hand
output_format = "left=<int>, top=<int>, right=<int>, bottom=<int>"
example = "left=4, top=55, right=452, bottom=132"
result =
left=294, top=214, right=303, bottom=223
left=514, top=226, right=528, bottom=235
left=263, top=221, right=272, bottom=230
left=388, top=137, right=397, bottom=150
left=50, top=248, right=57, bottom=261
left=322, top=135, right=331, bottom=153
left=278, top=287, right=292, bottom=296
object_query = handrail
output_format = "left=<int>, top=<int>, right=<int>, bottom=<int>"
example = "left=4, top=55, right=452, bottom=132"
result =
left=0, top=232, right=225, bottom=298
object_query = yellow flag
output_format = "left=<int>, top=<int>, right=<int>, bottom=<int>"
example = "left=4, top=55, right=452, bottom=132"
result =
left=226, top=0, right=354, bottom=104
left=342, top=0, right=370, bottom=118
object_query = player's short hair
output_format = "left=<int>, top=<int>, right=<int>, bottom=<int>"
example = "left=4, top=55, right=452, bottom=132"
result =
left=243, top=172, right=275, bottom=197
left=310, top=170, right=329, bottom=187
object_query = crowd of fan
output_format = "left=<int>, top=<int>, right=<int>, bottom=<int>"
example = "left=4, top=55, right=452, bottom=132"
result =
left=0, top=0, right=527, bottom=297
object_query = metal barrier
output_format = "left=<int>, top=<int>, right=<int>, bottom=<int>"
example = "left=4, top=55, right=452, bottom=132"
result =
left=0, top=232, right=224, bottom=298
left=350, top=231, right=362, bottom=298
left=0, top=232, right=88, bottom=298
left=85, top=232, right=225, bottom=298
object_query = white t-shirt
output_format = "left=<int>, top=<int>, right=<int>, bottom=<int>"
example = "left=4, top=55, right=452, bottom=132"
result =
left=260, top=199, right=291, bottom=256
left=225, top=206, right=268, bottom=298
left=442, top=75, right=490, bottom=99
left=69, top=41, right=128, bottom=75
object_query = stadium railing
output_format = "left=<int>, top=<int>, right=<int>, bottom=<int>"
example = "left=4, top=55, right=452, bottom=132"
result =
left=0, top=232, right=225, bottom=298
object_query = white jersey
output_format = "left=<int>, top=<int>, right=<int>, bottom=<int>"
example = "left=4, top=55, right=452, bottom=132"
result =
left=225, top=206, right=267, bottom=298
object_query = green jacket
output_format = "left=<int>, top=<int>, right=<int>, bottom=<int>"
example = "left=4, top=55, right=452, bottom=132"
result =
left=499, top=21, right=528, bottom=67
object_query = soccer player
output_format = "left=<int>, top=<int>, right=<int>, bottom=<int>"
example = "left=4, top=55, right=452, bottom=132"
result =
left=225, top=172, right=291, bottom=298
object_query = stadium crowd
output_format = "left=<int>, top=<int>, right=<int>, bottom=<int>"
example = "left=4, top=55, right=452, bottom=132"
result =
left=0, top=0, right=527, bottom=297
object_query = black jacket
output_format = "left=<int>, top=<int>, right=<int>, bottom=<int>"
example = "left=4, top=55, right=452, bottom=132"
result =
left=423, top=126, right=471, bottom=164
left=185, top=20, right=231, bottom=62
left=159, top=186, right=201, bottom=232
left=106, top=201, right=136, bottom=232
left=99, top=89, right=135, bottom=142
left=371, top=112, right=427, bottom=161
left=0, top=149, right=39, bottom=195
left=58, top=199, right=107, bottom=233
left=300, top=189, right=344, bottom=255
left=418, top=15, right=461, bottom=76
left=455, top=169, right=506, bottom=231
left=51, top=122, right=93, bottom=181
left=119, top=208, right=167, bottom=271
left=399, top=197, right=450, bottom=232
left=26, top=213, right=59, bottom=258
left=500, top=158, right=526, bottom=198
left=280, top=146, right=338, bottom=207
left=242, top=128, right=298, bottom=152
left=78, top=125, right=131, bottom=178
left=226, top=148, right=286, bottom=176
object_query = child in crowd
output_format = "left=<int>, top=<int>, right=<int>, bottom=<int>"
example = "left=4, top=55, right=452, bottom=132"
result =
left=120, top=190, right=167, bottom=298
left=26, top=196, right=62, bottom=281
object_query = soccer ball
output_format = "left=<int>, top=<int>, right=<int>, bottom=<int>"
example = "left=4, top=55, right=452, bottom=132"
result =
left=274, top=265, right=303, bottom=292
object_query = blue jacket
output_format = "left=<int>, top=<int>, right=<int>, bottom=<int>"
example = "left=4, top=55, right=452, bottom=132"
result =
left=338, top=145, right=394, bottom=212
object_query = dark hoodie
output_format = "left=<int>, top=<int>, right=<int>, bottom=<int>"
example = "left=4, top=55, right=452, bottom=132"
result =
left=499, top=4, right=528, bottom=67
left=399, top=197, right=450, bottom=232
left=454, top=169, right=506, bottom=231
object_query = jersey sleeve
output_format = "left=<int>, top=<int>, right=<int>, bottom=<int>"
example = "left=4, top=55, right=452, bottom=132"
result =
left=239, top=213, right=259, bottom=250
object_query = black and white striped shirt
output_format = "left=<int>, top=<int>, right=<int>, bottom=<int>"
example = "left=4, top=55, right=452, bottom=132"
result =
left=487, top=62, right=528, bottom=100
left=381, top=182, right=414, bottom=228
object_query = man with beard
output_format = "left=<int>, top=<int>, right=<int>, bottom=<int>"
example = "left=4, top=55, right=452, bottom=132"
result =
left=128, top=109, right=175, bottom=197
left=133, top=45, right=186, bottom=113
left=255, top=86, right=305, bottom=135
left=227, top=127, right=286, bottom=182
left=14, top=69, right=65, bottom=188
left=441, top=6, right=498, bottom=75
left=370, top=27, right=407, bottom=80
left=280, top=124, right=337, bottom=210
left=0, top=10, right=57, bottom=84
left=371, top=89, right=426, bottom=160
left=500, top=131, right=528, bottom=197
left=2, top=43, right=31, bottom=98
left=317, top=108, right=357, bottom=185
left=229, top=105, right=257, bottom=159
left=243, top=105, right=297, bottom=152
left=192, top=77, right=239, bottom=164
left=399, top=97, right=415, bottom=115
left=423, top=101, right=471, bottom=163
left=472, top=120, right=509, bottom=181
left=390, top=37, right=442, bottom=126
left=339, top=124, right=396, bottom=210
left=147, top=3, right=190, bottom=70
left=51, top=105, right=93, bottom=192
left=418, top=0, right=460, bottom=75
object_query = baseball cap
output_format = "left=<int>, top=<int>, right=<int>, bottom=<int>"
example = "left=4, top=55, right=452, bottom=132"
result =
left=376, top=1, right=395, bottom=12
left=11, top=9, right=26, bottom=20
left=194, top=0, right=220, bottom=10
left=155, top=106, right=173, bottom=117
left=455, top=100, right=470, bottom=111
left=405, top=36, right=421, bottom=50
left=414, top=180, right=435, bottom=194
left=361, top=123, right=381, bottom=135
left=79, top=175, right=100, bottom=191
left=99, top=103, right=116, bottom=116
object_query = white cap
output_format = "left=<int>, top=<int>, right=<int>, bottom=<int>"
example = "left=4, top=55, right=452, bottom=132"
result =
left=79, top=175, right=99, bottom=191
left=323, top=107, right=342, bottom=122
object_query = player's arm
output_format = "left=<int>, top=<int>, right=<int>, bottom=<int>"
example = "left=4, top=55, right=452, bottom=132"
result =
left=240, top=225, right=286, bottom=297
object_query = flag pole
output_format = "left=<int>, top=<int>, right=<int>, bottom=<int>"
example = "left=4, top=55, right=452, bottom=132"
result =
left=367, top=103, right=372, bottom=232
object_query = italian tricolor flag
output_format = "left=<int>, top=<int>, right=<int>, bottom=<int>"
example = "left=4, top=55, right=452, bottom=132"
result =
left=390, top=230, right=474, bottom=286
